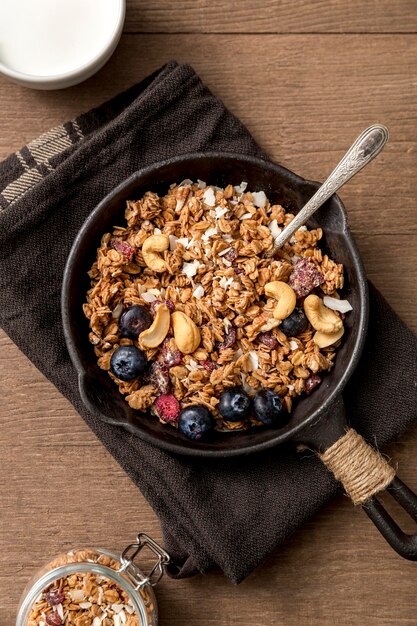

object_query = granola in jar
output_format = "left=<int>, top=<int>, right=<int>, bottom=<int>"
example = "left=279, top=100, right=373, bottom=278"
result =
left=83, top=180, right=352, bottom=441
left=21, top=549, right=155, bottom=626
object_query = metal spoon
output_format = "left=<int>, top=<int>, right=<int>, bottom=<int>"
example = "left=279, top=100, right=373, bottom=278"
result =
left=269, top=124, right=389, bottom=252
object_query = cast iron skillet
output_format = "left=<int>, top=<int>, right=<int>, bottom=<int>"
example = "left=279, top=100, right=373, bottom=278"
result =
left=62, top=153, right=417, bottom=560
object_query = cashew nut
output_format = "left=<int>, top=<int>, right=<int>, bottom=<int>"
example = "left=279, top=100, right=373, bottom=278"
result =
left=171, top=311, right=201, bottom=354
left=313, top=327, right=344, bottom=348
left=139, top=304, right=170, bottom=348
left=264, top=281, right=296, bottom=320
left=142, top=234, right=169, bottom=273
left=303, top=295, right=343, bottom=334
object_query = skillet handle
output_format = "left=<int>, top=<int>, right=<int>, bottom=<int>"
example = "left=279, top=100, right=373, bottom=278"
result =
left=318, top=428, right=417, bottom=560
left=363, top=478, right=417, bottom=560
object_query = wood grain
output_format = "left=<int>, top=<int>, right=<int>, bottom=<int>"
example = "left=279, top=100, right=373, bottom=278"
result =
left=124, top=0, right=417, bottom=33
left=1, top=12, right=417, bottom=626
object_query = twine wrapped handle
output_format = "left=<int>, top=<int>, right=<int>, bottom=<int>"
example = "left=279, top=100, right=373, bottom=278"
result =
left=318, top=428, right=395, bottom=506
left=317, top=427, right=417, bottom=560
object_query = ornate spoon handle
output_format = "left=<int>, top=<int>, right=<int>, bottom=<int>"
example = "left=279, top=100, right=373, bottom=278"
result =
left=270, top=124, right=389, bottom=251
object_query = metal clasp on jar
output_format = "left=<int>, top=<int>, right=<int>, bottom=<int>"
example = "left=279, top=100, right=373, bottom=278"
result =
left=119, top=534, right=171, bottom=589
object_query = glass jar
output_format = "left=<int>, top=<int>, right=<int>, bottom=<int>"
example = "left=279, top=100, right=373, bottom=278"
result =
left=16, top=534, right=171, bottom=626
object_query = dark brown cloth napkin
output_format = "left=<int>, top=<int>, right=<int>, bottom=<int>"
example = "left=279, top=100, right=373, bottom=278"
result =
left=1, top=61, right=416, bottom=583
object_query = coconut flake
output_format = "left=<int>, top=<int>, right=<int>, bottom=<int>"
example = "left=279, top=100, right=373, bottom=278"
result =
left=153, top=227, right=162, bottom=235
left=248, top=350, right=259, bottom=371
left=222, top=234, right=234, bottom=242
left=169, top=234, right=177, bottom=251
left=79, top=602, right=92, bottom=609
left=57, top=604, right=64, bottom=619
left=69, top=589, right=85, bottom=602
left=112, top=604, right=124, bottom=614
left=182, top=260, right=200, bottom=278
left=111, top=302, right=124, bottom=320
left=222, top=258, right=232, bottom=267
left=298, top=225, right=307, bottom=231
left=119, top=610, right=127, bottom=624
left=218, top=247, right=231, bottom=257
left=291, top=254, right=302, bottom=265
left=215, top=206, right=228, bottom=219
left=113, top=615, right=121, bottom=626
left=125, top=603, right=135, bottom=615
left=193, top=285, right=205, bottom=299
left=197, top=179, right=207, bottom=189
left=233, top=348, right=243, bottom=362
left=218, top=276, right=234, bottom=289
left=268, top=219, right=282, bottom=240
left=323, top=296, right=353, bottom=313
left=224, top=318, right=232, bottom=331
left=289, top=340, right=298, bottom=351
left=179, top=179, right=193, bottom=187
left=287, top=384, right=295, bottom=391
left=141, top=292, right=157, bottom=303
left=176, top=198, right=186, bottom=211
left=203, top=187, right=216, bottom=206
left=252, top=191, right=267, bottom=208
left=93, top=618, right=101, bottom=626
left=239, top=212, right=253, bottom=220
left=202, top=226, right=218, bottom=241
left=234, top=181, right=248, bottom=194
left=175, top=237, right=189, bottom=248
left=187, top=237, right=200, bottom=249
left=240, top=372, right=257, bottom=396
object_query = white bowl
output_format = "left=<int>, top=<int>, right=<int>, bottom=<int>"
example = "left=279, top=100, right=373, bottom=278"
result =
left=0, top=0, right=125, bottom=90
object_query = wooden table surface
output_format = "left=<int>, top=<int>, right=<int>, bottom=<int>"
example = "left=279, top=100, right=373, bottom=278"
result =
left=1, top=2, right=417, bottom=624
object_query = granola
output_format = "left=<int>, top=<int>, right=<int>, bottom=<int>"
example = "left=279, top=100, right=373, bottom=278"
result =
left=84, top=180, right=351, bottom=438
left=26, top=550, right=140, bottom=626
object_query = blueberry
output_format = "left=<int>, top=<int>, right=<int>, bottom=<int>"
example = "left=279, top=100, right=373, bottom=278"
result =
left=119, top=305, right=152, bottom=339
left=253, top=389, right=284, bottom=425
left=218, top=387, right=251, bottom=422
left=110, top=346, right=148, bottom=381
left=280, top=307, right=308, bottom=337
left=178, top=405, right=214, bottom=441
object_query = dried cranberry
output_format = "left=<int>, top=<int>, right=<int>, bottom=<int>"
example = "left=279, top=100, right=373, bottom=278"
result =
left=305, top=374, right=322, bottom=395
left=45, top=589, right=65, bottom=606
left=45, top=613, right=63, bottom=626
left=224, top=248, right=238, bottom=263
left=233, top=266, right=245, bottom=275
left=110, top=238, right=134, bottom=262
left=288, top=258, right=324, bottom=298
left=217, top=327, right=237, bottom=351
left=257, top=332, right=279, bottom=349
left=147, top=362, right=170, bottom=394
left=160, top=339, right=182, bottom=367
left=201, top=360, right=218, bottom=372
left=154, top=394, right=180, bottom=424
left=150, top=299, right=175, bottom=316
